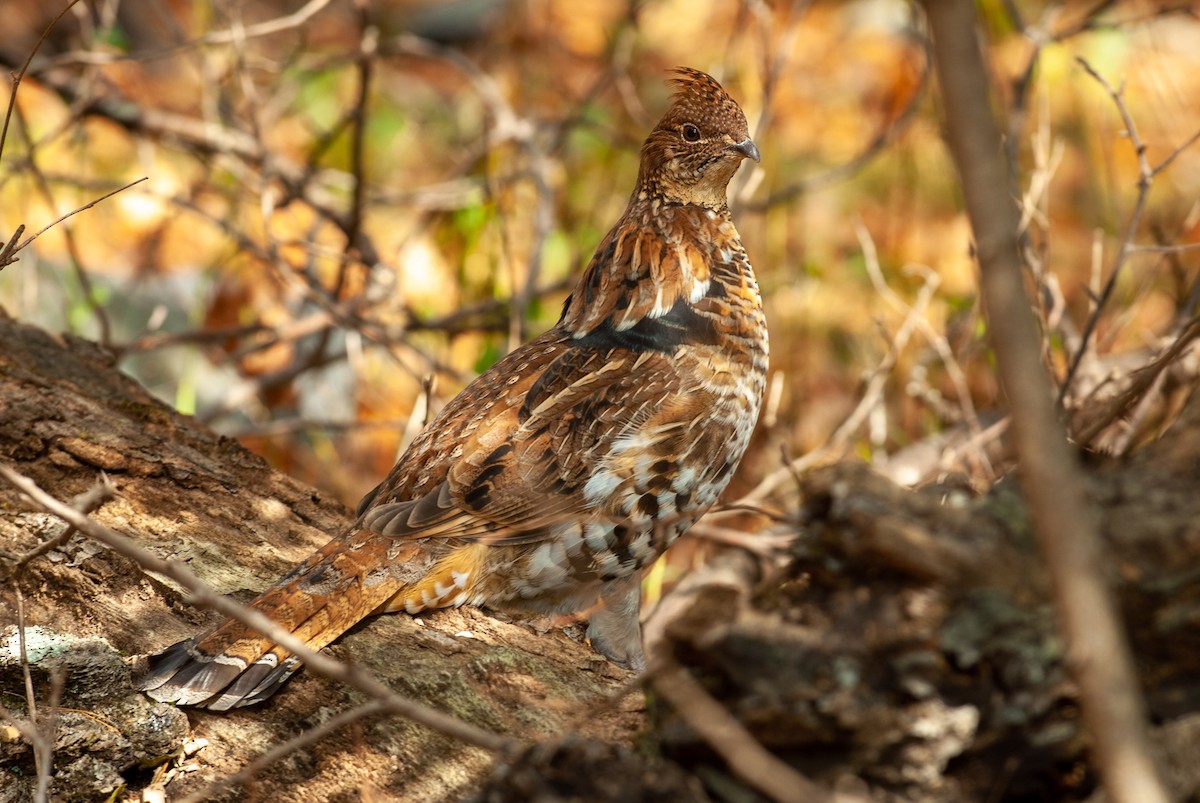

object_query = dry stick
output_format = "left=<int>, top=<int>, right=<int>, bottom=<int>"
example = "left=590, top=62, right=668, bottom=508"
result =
left=28, top=667, right=65, bottom=803
left=1076, top=317, right=1200, bottom=449
left=1107, top=363, right=1169, bottom=455
left=213, top=24, right=349, bottom=393
left=5, top=149, right=147, bottom=345
left=721, top=250, right=944, bottom=508
left=1002, top=0, right=1118, bottom=214
left=1057, top=59, right=1200, bottom=411
left=652, top=654, right=864, bottom=803
left=409, top=36, right=547, bottom=351
left=29, top=57, right=556, bottom=363
left=0, top=225, right=24, bottom=270
left=10, top=177, right=149, bottom=255
left=277, top=4, right=377, bottom=393
left=7, top=478, right=115, bottom=802
left=1013, top=87, right=1066, bottom=349
left=176, top=700, right=389, bottom=803
left=35, top=0, right=334, bottom=69
left=921, top=4, right=1170, bottom=803
left=12, top=478, right=115, bottom=574
left=339, top=5, right=375, bottom=294
left=855, top=221, right=996, bottom=480
left=648, top=554, right=864, bottom=801
left=9, top=76, right=135, bottom=348
left=0, top=462, right=512, bottom=756
left=246, top=3, right=378, bottom=393
left=829, top=263, right=939, bottom=451
left=0, top=0, right=91, bottom=279
left=0, top=0, right=86, bottom=164
left=4, top=661, right=62, bottom=802
left=200, top=0, right=333, bottom=46
left=109, top=187, right=394, bottom=363
left=0, top=669, right=53, bottom=803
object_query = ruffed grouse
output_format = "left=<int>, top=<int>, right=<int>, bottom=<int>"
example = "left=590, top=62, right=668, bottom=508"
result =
left=140, top=67, right=768, bottom=710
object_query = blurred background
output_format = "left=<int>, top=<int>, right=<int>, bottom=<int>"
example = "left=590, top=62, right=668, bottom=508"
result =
left=0, top=0, right=1197, bottom=523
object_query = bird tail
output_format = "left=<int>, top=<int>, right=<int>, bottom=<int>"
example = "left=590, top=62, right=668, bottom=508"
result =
left=139, top=532, right=421, bottom=710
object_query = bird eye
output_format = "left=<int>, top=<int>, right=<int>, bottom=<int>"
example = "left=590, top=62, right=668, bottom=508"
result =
left=681, top=123, right=702, bottom=142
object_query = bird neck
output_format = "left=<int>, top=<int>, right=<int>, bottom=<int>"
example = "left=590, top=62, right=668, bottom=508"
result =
left=630, top=174, right=730, bottom=212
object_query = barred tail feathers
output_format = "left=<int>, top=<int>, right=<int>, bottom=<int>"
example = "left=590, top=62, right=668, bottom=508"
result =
left=140, top=534, right=421, bottom=710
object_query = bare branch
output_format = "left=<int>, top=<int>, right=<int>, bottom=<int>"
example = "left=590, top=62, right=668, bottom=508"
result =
left=3, top=476, right=113, bottom=803
left=1057, top=58, right=1195, bottom=410
left=200, top=0, right=334, bottom=46
left=0, top=224, right=24, bottom=270
left=32, top=0, right=335, bottom=69
left=922, top=5, right=1169, bottom=802
left=0, top=0, right=87, bottom=164
left=1075, top=317, right=1200, bottom=448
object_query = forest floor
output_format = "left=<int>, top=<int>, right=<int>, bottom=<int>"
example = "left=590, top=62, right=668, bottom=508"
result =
left=3, top=312, right=1200, bottom=802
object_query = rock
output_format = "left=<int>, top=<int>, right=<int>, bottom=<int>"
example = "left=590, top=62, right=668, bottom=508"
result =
left=0, top=626, right=189, bottom=802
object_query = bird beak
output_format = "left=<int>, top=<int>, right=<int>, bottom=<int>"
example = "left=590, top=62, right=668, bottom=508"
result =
left=733, top=137, right=760, bottom=162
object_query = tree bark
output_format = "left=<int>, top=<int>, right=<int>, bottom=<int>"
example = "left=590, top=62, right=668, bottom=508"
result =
left=0, top=310, right=644, bottom=802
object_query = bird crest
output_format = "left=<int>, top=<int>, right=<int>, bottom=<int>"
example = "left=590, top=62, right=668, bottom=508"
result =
left=664, top=67, right=750, bottom=137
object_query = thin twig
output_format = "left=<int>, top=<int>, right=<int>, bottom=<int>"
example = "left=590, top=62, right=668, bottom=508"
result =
left=0, top=693, right=55, bottom=803
left=0, top=224, right=24, bottom=270
left=1075, top=317, right=1200, bottom=448
left=855, top=221, right=995, bottom=479
left=1147, top=126, right=1200, bottom=179
left=1056, top=58, right=1194, bottom=409
left=0, top=0, right=86, bottom=164
left=12, top=177, right=147, bottom=254
left=32, top=0, right=335, bottom=70
left=10, top=479, right=115, bottom=579
left=176, top=700, right=389, bottom=803
left=201, top=0, right=334, bottom=46
left=5, top=477, right=113, bottom=803
left=31, top=667, right=65, bottom=803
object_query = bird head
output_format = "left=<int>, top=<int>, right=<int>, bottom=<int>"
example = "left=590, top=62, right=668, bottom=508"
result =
left=636, top=67, right=759, bottom=209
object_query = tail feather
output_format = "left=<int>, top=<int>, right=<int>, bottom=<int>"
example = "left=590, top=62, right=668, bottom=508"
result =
left=141, top=640, right=298, bottom=710
left=197, top=649, right=300, bottom=711
left=140, top=533, right=420, bottom=709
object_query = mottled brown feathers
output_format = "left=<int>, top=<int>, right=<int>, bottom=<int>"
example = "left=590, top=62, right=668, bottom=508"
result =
left=140, top=67, right=768, bottom=709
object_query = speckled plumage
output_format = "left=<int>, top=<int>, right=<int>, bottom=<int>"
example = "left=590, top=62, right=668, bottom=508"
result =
left=140, top=67, right=768, bottom=710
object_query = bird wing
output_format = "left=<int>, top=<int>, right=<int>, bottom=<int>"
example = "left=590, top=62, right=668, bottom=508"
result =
left=359, top=336, right=709, bottom=547
left=356, top=205, right=733, bottom=548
